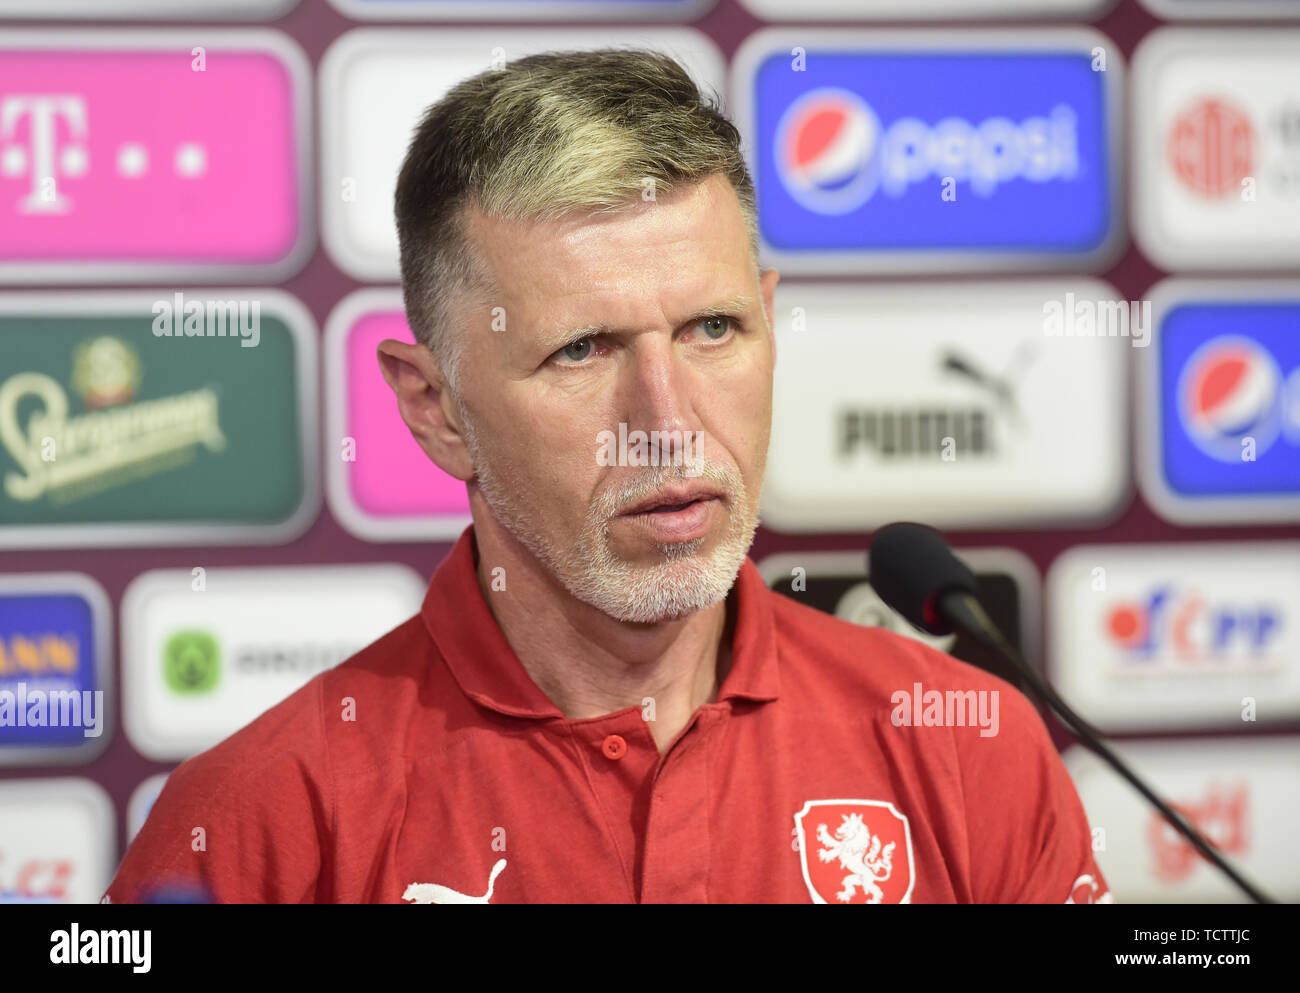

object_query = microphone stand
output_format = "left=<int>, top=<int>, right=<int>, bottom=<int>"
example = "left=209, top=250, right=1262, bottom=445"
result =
left=941, top=589, right=1275, bottom=905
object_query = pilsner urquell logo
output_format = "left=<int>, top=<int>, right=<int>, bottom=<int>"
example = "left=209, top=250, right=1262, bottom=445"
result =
left=0, top=337, right=226, bottom=504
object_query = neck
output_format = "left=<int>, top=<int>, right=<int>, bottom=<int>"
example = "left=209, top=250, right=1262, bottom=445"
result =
left=469, top=500, right=735, bottom=754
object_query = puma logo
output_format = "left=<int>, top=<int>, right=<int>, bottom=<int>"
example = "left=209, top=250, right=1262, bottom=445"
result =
left=402, top=858, right=507, bottom=904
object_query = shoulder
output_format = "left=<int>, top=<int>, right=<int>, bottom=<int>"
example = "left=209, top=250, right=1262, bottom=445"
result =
left=766, top=586, right=1058, bottom=785
left=317, top=612, right=433, bottom=706
left=167, top=613, right=431, bottom=795
left=767, top=586, right=1025, bottom=707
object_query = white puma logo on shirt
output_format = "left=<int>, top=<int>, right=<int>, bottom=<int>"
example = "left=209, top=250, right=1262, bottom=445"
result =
left=402, top=858, right=507, bottom=904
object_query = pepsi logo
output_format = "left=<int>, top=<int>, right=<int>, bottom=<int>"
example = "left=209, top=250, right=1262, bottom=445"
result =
left=1287, top=367, right=1300, bottom=442
left=774, top=88, right=1082, bottom=215
left=775, top=88, right=883, bottom=215
left=1177, top=335, right=1283, bottom=462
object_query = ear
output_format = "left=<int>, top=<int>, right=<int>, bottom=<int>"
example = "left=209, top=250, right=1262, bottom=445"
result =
left=376, top=339, right=475, bottom=482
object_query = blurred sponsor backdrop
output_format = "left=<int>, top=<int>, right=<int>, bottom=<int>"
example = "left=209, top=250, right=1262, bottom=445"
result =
left=0, top=0, right=1297, bottom=904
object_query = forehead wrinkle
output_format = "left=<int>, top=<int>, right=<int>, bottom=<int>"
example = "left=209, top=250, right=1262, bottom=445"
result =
left=536, top=291, right=758, bottom=354
left=542, top=320, right=612, bottom=353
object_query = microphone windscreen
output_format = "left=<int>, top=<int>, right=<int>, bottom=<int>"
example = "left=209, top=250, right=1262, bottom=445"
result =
left=867, top=522, right=977, bottom=635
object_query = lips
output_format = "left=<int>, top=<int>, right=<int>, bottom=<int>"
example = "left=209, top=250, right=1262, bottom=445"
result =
left=621, top=486, right=722, bottom=516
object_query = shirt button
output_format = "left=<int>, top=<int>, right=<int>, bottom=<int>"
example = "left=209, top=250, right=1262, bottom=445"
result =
left=602, top=734, right=627, bottom=760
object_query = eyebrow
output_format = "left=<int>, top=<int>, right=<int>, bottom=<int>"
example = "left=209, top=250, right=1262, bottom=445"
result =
left=540, top=294, right=756, bottom=354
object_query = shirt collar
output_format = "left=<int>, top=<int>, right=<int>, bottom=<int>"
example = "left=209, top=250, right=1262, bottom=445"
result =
left=421, top=525, right=780, bottom=720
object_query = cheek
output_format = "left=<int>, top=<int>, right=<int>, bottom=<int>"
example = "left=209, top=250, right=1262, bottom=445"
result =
left=495, top=402, right=604, bottom=499
left=695, top=386, right=770, bottom=512
left=715, top=366, right=773, bottom=452
left=475, top=401, right=538, bottom=483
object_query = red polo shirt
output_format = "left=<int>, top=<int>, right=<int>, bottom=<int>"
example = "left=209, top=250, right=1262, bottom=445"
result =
left=104, top=525, right=1111, bottom=904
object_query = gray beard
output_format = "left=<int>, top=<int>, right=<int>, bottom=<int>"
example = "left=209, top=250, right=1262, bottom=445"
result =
left=461, top=409, right=757, bottom=624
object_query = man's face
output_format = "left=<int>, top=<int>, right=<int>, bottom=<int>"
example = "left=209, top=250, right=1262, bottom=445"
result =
left=454, top=173, right=778, bottom=624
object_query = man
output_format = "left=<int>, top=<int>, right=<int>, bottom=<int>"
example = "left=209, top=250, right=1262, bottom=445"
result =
left=105, top=48, right=1111, bottom=904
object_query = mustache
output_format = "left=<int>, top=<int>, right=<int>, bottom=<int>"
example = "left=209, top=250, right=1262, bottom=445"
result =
left=597, top=461, right=741, bottom=519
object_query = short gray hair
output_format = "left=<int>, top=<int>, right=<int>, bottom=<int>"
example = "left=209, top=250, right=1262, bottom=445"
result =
left=393, top=47, right=759, bottom=393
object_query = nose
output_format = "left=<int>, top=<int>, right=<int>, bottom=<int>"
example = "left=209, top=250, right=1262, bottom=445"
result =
left=621, top=335, right=695, bottom=460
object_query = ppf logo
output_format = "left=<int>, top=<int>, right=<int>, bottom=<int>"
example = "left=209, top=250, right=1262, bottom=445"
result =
left=1104, top=586, right=1282, bottom=672
left=1048, top=542, right=1300, bottom=732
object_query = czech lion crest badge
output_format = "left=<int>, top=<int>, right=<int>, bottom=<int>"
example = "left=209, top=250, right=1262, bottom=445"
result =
left=794, top=799, right=915, bottom=904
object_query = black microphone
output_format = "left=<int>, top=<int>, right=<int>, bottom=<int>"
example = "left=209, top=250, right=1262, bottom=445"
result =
left=867, top=521, right=1275, bottom=905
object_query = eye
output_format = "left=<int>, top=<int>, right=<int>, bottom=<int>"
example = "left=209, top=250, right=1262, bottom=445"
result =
left=694, top=315, right=737, bottom=342
left=555, top=336, right=596, bottom=364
